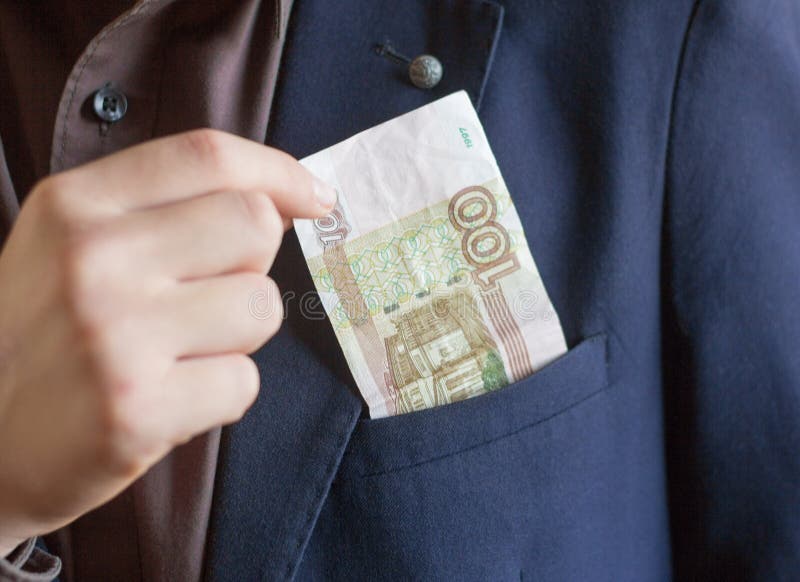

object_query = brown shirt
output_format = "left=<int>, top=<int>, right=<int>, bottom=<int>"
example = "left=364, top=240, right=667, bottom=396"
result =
left=0, top=1, right=292, bottom=580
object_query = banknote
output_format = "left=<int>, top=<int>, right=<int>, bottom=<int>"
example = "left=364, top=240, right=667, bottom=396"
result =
left=294, top=91, right=567, bottom=419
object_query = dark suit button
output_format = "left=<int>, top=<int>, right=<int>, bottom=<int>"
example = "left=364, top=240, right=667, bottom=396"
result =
left=376, top=43, right=444, bottom=90
left=408, top=55, right=443, bottom=89
left=93, top=84, right=128, bottom=123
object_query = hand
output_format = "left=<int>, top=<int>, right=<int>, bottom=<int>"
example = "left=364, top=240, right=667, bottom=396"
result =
left=0, top=129, right=335, bottom=556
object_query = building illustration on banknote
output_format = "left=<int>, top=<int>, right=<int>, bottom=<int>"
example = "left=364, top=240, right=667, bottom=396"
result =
left=384, top=289, right=509, bottom=414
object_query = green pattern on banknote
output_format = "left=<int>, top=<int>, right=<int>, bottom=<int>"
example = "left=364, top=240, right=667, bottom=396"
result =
left=307, top=180, right=522, bottom=331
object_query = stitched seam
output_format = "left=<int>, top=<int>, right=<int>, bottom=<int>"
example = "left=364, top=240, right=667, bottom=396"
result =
left=658, top=1, right=705, bottom=340
left=55, top=1, right=153, bottom=170
left=273, top=0, right=282, bottom=40
left=662, top=0, right=705, bottom=225
left=475, top=1, right=505, bottom=110
left=262, top=0, right=296, bottom=144
left=661, top=0, right=708, bottom=323
left=129, top=488, right=145, bottom=582
left=357, top=381, right=608, bottom=479
left=276, top=407, right=360, bottom=582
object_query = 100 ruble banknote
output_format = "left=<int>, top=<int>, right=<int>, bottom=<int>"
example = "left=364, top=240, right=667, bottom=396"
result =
left=295, top=92, right=566, bottom=419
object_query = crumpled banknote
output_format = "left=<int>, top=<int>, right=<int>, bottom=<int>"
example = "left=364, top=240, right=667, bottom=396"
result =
left=295, top=91, right=567, bottom=419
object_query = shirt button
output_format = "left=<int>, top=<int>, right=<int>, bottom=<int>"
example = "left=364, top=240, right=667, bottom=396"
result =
left=92, top=84, right=128, bottom=123
left=408, top=55, right=443, bottom=89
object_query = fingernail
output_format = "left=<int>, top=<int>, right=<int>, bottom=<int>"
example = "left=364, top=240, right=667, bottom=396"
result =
left=313, top=176, right=337, bottom=209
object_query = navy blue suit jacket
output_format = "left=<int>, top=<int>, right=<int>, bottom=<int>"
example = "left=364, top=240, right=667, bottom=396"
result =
left=204, top=1, right=800, bottom=580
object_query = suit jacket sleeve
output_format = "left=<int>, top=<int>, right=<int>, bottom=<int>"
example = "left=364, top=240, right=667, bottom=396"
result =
left=665, top=0, right=800, bottom=578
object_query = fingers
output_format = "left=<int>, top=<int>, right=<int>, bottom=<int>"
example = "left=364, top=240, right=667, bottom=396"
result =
left=156, top=273, right=284, bottom=357
left=116, top=190, right=286, bottom=280
left=53, top=129, right=336, bottom=219
left=159, top=354, right=260, bottom=442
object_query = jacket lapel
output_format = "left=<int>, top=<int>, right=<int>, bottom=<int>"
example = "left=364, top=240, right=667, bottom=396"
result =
left=204, top=273, right=362, bottom=581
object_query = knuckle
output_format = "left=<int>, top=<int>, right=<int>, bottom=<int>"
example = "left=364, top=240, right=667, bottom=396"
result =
left=30, top=174, right=80, bottom=224
left=92, top=361, right=168, bottom=474
left=273, top=151, right=314, bottom=197
left=74, top=320, right=123, bottom=389
left=236, top=191, right=283, bottom=246
left=261, top=277, right=284, bottom=338
left=245, top=277, right=283, bottom=341
left=179, top=128, right=232, bottom=172
left=61, top=231, right=102, bottom=292
left=244, top=275, right=283, bottom=348
left=271, top=148, right=300, bottom=175
left=227, top=355, right=260, bottom=421
left=272, top=154, right=297, bottom=189
left=103, top=396, right=138, bottom=443
left=60, top=229, right=116, bottom=321
left=241, top=271, right=272, bottom=294
left=97, top=426, right=147, bottom=477
left=30, top=174, right=67, bottom=200
left=94, top=382, right=146, bottom=473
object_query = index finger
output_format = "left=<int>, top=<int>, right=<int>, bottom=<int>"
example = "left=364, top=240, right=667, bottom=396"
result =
left=58, top=129, right=337, bottom=218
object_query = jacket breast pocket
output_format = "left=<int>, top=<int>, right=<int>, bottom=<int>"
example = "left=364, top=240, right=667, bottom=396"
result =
left=312, top=334, right=615, bottom=580
left=341, top=333, right=609, bottom=477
